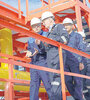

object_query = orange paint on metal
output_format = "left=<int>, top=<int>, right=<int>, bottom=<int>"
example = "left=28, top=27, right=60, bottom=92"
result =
left=5, top=64, right=14, bottom=100
left=0, top=1, right=23, bottom=14
left=28, top=0, right=76, bottom=20
left=0, top=19, right=90, bottom=59
left=52, top=0, right=54, bottom=3
left=41, top=0, right=45, bottom=7
left=83, top=0, right=86, bottom=5
left=0, top=53, right=31, bottom=63
left=18, top=0, right=21, bottom=18
left=77, top=0, right=90, bottom=13
left=0, top=55, right=90, bottom=83
left=0, top=0, right=90, bottom=99
left=75, top=4, right=83, bottom=31
left=59, top=46, right=66, bottom=100
left=0, top=6, right=27, bottom=27
left=41, top=0, right=48, bottom=5
left=88, top=13, right=90, bottom=31
left=26, top=0, right=29, bottom=23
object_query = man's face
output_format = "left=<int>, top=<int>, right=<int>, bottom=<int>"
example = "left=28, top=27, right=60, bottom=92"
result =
left=42, top=18, right=51, bottom=29
left=64, top=23, right=73, bottom=32
left=32, top=23, right=41, bottom=33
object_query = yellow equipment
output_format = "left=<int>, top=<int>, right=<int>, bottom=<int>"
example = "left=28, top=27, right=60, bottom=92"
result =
left=0, top=28, right=46, bottom=92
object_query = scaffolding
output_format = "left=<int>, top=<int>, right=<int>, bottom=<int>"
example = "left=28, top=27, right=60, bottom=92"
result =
left=0, top=0, right=90, bottom=100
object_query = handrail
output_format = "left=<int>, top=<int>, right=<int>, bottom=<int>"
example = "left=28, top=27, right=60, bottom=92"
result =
left=0, top=53, right=31, bottom=63
left=0, top=19, right=90, bottom=59
left=0, top=56, right=90, bottom=80
left=0, top=0, right=90, bottom=99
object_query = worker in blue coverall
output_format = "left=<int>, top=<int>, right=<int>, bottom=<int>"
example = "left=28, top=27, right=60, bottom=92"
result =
left=41, top=11, right=69, bottom=100
left=79, top=31, right=90, bottom=100
left=25, top=17, right=52, bottom=100
left=63, top=18, right=84, bottom=100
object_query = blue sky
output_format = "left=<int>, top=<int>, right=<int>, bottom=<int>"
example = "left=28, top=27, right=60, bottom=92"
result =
left=1, top=0, right=90, bottom=15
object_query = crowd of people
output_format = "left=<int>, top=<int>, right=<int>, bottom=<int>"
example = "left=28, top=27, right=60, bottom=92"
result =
left=25, top=11, right=90, bottom=100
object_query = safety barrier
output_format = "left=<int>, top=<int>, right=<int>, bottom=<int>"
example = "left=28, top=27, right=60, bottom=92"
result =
left=0, top=0, right=90, bottom=100
left=0, top=36, right=90, bottom=100
left=0, top=15, right=90, bottom=100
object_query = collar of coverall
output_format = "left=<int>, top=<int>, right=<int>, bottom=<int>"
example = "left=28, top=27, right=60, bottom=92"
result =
left=49, top=23, right=55, bottom=32
left=38, top=29, right=43, bottom=35
left=69, top=30, right=75, bottom=36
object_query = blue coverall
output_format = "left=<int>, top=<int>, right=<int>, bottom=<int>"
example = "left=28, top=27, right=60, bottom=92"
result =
left=64, top=31, right=84, bottom=100
left=46, top=24, right=69, bottom=100
left=81, top=42, right=90, bottom=100
left=28, top=30, right=52, bottom=100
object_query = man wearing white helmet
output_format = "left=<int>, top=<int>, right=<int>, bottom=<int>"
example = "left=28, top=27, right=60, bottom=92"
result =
left=25, top=17, right=52, bottom=100
left=63, top=18, right=84, bottom=100
left=79, top=31, right=90, bottom=100
left=41, top=11, right=69, bottom=100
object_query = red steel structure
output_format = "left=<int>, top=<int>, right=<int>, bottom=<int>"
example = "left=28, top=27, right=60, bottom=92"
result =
left=0, top=0, right=90, bottom=100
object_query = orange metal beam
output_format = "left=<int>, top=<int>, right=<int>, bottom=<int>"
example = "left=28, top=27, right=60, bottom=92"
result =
left=14, top=47, right=23, bottom=56
left=0, top=57, right=90, bottom=80
left=14, top=53, right=26, bottom=58
left=52, top=0, right=55, bottom=3
left=0, top=1, right=90, bottom=99
left=0, top=19, right=90, bottom=59
left=13, top=33, right=21, bottom=39
left=60, top=11, right=85, bottom=21
left=18, top=0, right=21, bottom=18
left=13, top=40, right=26, bottom=50
left=59, top=46, right=66, bottom=100
left=54, top=14, right=61, bottom=23
left=0, top=91, right=70, bottom=97
left=40, top=0, right=48, bottom=5
left=0, top=6, right=29, bottom=28
left=75, top=4, right=83, bottom=31
left=0, top=19, right=59, bottom=47
left=88, top=13, right=90, bottom=31
left=0, top=77, right=30, bottom=85
left=83, top=0, right=86, bottom=5
left=26, top=0, right=29, bottom=22
left=50, top=0, right=70, bottom=7
left=0, top=53, right=31, bottom=63
left=0, top=1, right=23, bottom=14
left=56, top=12, right=75, bottom=15
left=0, top=91, right=4, bottom=97
left=84, top=13, right=90, bottom=30
left=13, top=33, right=28, bottom=39
left=51, top=1, right=75, bottom=16
left=41, top=0, right=45, bottom=7
left=5, top=64, right=14, bottom=100
left=28, top=0, right=76, bottom=20
left=14, top=47, right=27, bottom=58
left=76, top=0, right=90, bottom=13
left=48, top=0, right=51, bottom=10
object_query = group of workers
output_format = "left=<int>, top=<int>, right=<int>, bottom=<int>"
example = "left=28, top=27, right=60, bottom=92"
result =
left=25, top=11, right=90, bottom=100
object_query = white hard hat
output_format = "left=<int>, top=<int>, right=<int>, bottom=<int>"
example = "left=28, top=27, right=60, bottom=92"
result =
left=41, top=11, right=54, bottom=21
left=31, top=17, right=41, bottom=26
left=78, top=31, right=86, bottom=38
left=63, top=18, right=73, bottom=24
